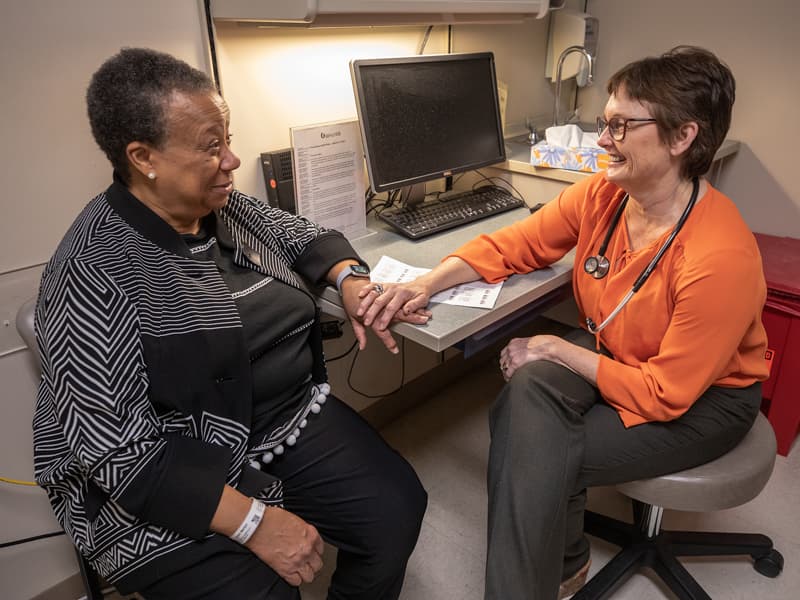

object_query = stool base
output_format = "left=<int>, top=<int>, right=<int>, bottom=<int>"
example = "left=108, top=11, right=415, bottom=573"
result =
left=573, top=503, right=783, bottom=600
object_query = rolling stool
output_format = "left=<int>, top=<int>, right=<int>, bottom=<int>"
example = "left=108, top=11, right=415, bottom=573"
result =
left=575, top=412, right=784, bottom=599
left=16, top=297, right=106, bottom=600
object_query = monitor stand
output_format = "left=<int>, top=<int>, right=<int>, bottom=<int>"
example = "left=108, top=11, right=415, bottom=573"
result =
left=399, top=183, right=426, bottom=208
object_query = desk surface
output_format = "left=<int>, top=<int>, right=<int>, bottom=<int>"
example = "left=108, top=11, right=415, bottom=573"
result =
left=318, top=208, right=574, bottom=352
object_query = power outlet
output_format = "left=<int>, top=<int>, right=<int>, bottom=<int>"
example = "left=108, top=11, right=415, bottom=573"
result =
left=321, top=320, right=344, bottom=340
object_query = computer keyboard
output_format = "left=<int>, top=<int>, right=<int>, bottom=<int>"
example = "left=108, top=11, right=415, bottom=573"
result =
left=378, top=187, right=526, bottom=240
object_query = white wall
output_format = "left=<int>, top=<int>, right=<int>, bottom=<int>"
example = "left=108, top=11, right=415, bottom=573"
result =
left=0, top=1, right=208, bottom=598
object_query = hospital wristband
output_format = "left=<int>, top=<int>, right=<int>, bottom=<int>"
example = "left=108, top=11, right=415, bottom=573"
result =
left=230, top=498, right=266, bottom=545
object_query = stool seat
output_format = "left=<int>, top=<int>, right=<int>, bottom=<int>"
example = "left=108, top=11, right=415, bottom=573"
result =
left=617, top=413, right=777, bottom=511
left=576, top=413, right=784, bottom=600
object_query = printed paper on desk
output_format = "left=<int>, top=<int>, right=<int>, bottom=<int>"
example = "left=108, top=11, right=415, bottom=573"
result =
left=371, top=255, right=503, bottom=309
left=290, top=119, right=367, bottom=239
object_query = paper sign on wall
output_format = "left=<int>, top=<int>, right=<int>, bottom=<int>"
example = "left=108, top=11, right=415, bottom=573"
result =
left=289, top=119, right=368, bottom=239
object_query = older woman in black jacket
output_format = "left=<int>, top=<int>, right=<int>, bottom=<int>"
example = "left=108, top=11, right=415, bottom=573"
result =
left=33, top=47, right=428, bottom=600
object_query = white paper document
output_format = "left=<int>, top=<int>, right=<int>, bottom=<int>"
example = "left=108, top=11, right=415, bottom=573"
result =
left=371, top=255, right=503, bottom=309
left=290, top=119, right=367, bottom=239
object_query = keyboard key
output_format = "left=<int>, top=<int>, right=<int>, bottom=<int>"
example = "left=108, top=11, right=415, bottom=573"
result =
left=378, top=187, right=525, bottom=239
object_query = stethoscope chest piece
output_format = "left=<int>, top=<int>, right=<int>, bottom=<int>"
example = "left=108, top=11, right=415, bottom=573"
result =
left=583, top=178, right=699, bottom=334
left=583, top=193, right=629, bottom=281
left=584, top=255, right=610, bottom=279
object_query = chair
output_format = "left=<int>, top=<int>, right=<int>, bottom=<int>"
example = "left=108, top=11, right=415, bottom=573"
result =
left=16, top=297, right=106, bottom=600
left=573, top=412, right=784, bottom=599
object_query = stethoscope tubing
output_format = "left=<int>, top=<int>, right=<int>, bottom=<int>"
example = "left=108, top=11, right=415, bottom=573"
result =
left=585, top=177, right=700, bottom=333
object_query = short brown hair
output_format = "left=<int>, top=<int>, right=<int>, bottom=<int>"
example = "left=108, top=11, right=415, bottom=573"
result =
left=607, top=46, right=735, bottom=179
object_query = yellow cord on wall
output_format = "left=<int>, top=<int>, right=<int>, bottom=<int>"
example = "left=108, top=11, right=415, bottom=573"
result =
left=0, top=476, right=38, bottom=486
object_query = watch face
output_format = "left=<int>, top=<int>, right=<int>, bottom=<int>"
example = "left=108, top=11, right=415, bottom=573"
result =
left=350, top=264, right=370, bottom=276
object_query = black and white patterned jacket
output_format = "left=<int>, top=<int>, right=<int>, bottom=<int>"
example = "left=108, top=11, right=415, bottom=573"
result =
left=32, top=179, right=361, bottom=590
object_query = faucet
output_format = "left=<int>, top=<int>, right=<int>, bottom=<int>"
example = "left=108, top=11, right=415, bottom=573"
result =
left=552, top=45, right=595, bottom=127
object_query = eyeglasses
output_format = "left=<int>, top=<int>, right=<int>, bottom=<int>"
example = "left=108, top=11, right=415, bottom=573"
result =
left=596, top=116, right=658, bottom=142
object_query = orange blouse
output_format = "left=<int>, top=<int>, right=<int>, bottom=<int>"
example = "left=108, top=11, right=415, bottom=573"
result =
left=449, top=172, right=769, bottom=426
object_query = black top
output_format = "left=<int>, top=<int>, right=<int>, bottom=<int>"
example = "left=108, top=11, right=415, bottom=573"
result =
left=182, top=213, right=315, bottom=442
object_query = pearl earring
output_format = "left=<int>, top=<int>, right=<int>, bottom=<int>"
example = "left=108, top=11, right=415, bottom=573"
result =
left=147, top=172, right=156, bottom=180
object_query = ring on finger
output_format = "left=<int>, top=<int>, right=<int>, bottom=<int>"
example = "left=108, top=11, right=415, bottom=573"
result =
left=372, top=283, right=384, bottom=295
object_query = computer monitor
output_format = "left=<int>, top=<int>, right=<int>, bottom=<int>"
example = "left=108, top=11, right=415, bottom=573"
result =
left=350, top=52, right=506, bottom=205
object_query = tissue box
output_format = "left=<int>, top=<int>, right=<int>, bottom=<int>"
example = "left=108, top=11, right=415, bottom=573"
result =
left=530, top=143, right=609, bottom=173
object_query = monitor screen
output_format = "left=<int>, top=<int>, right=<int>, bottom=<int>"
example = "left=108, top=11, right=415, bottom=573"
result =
left=350, top=52, right=506, bottom=195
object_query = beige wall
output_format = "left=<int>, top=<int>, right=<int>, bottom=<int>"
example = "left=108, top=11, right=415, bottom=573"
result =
left=580, top=0, right=800, bottom=237
left=0, top=1, right=209, bottom=598
left=2, top=1, right=799, bottom=597
left=1, top=0, right=211, bottom=274
left=210, top=12, right=574, bottom=412
left=216, top=0, right=800, bottom=239
left=213, top=16, right=556, bottom=202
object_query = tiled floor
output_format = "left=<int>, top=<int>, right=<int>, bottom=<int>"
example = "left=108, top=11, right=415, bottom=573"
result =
left=53, top=348, right=799, bottom=600
left=301, top=357, right=800, bottom=600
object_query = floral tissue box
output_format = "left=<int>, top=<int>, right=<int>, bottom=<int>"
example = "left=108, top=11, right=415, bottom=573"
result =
left=530, top=143, right=609, bottom=173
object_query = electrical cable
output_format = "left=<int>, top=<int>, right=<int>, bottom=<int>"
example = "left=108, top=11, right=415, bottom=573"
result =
left=326, top=339, right=358, bottom=362
left=1, top=530, right=65, bottom=549
left=1, top=476, right=37, bottom=486
left=0, top=475, right=67, bottom=549
left=472, top=170, right=525, bottom=202
left=202, top=0, right=221, bottom=91
left=418, top=25, right=434, bottom=55
left=573, top=0, right=592, bottom=116
left=347, top=337, right=406, bottom=399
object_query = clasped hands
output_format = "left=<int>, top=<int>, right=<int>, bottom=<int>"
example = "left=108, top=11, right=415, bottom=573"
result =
left=350, top=278, right=570, bottom=380
left=339, top=278, right=432, bottom=354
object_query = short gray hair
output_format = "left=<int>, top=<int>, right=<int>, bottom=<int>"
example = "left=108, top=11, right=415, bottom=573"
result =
left=86, top=47, right=216, bottom=183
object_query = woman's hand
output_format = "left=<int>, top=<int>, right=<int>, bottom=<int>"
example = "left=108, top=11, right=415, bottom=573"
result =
left=355, top=257, right=481, bottom=337
left=353, top=254, right=482, bottom=335
left=210, top=486, right=324, bottom=586
left=499, top=335, right=560, bottom=381
left=335, top=256, right=480, bottom=354
left=340, top=279, right=431, bottom=354
left=357, top=280, right=433, bottom=330
left=245, top=506, right=325, bottom=587
left=499, top=334, right=600, bottom=384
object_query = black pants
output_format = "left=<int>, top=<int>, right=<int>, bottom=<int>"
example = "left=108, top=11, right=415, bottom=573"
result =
left=140, top=396, right=427, bottom=600
left=484, top=328, right=762, bottom=600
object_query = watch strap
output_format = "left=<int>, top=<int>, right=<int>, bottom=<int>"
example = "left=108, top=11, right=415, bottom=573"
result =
left=335, top=265, right=369, bottom=294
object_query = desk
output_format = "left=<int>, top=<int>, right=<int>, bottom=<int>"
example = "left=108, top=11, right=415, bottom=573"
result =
left=317, top=207, right=574, bottom=355
left=317, top=139, right=739, bottom=354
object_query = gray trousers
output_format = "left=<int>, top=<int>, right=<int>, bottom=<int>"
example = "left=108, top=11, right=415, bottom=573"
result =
left=484, top=328, right=762, bottom=600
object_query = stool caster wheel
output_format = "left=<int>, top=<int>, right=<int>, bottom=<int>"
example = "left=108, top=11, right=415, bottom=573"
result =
left=754, top=549, right=784, bottom=578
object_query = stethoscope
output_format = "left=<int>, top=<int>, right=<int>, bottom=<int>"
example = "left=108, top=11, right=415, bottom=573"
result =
left=584, top=177, right=699, bottom=333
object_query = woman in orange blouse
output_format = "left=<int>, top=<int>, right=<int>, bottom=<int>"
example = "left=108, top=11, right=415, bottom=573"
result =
left=358, top=46, right=768, bottom=600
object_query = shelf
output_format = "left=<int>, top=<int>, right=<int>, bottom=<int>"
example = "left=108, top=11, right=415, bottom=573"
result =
left=496, top=136, right=741, bottom=184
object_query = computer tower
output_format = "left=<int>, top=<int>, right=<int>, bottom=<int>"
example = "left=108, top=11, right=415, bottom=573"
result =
left=259, top=148, right=296, bottom=213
